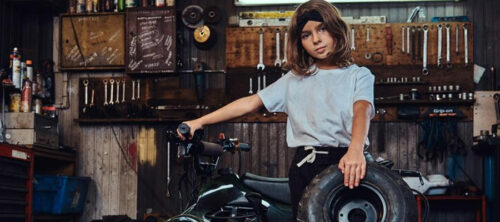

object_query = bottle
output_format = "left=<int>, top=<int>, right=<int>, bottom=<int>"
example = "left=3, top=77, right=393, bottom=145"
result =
left=155, top=0, right=164, bottom=7
left=9, top=54, right=13, bottom=81
left=35, top=71, right=42, bottom=97
left=126, top=0, right=135, bottom=8
left=118, top=0, right=124, bottom=11
left=26, top=60, right=33, bottom=81
left=86, top=0, right=93, bottom=13
left=12, top=48, right=21, bottom=89
left=20, top=61, right=26, bottom=88
left=93, top=0, right=99, bottom=12
left=21, top=79, right=32, bottom=112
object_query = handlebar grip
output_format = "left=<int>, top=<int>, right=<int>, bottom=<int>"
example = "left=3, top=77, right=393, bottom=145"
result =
left=178, top=123, right=191, bottom=137
left=238, top=143, right=252, bottom=152
left=200, top=141, right=224, bottom=156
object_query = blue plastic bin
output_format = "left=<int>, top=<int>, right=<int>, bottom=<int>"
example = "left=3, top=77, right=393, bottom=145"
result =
left=33, top=175, right=91, bottom=214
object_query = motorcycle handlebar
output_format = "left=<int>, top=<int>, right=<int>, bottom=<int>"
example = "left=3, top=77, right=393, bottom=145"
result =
left=200, top=141, right=224, bottom=156
left=238, top=143, right=251, bottom=152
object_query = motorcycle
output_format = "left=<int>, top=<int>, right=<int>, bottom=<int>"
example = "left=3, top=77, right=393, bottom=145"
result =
left=167, top=123, right=419, bottom=222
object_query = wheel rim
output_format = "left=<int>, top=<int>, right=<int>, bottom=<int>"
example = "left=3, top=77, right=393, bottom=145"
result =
left=327, top=183, right=387, bottom=222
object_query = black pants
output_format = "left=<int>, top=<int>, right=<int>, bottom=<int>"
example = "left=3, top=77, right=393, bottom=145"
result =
left=288, top=147, right=348, bottom=221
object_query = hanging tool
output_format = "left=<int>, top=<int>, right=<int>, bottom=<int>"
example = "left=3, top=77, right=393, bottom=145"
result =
left=181, top=5, right=204, bottom=28
left=463, top=24, right=469, bottom=68
left=445, top=24, right=452, bottom=70
left=122, top=80, right=126, bottom=103
left=455, top=24, right=459, bottom=55
left=366, top=27, right=370, bottom=43
left=166, top=141, right=171, bottom=197
left=401, top=26, right=405, bottom=53
left=411, top=26, right=416, bottom=63
left=203, top=6, right=222, bottom=24
left=437, top=24, right=443, bottom=68
left=137, top=79, right=141, bottom=100
left=131, top=80, right=136, bottom=100
left=116, top=79, right=120, bottom=104
left=407, top=26, right=411, bottom=55
left=417, top=26, right=422, bottom=59
left=110, top=79, right=115, bottom=105
left=275, top=28, right=281, bottom=67
left=257, top=28, right=265, bottom=92
left=351, top=27, right=356, bottom=50
left=103, top=79, right=109, bottom=106
left=422, top=25, right=429, bottom=75
left=385, top=25, right=393, bottom=55
left=282, top=28, right=288, bottom=75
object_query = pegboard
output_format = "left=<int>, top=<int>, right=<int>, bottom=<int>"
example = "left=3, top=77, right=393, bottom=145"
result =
left=225, top=22, right=473, bottom=68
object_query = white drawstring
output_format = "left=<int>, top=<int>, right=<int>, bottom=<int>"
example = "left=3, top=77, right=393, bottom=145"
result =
left=296, top=146, right=329, bottom=167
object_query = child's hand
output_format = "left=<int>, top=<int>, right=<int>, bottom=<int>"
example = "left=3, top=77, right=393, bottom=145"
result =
left=338, top=149, right=366, bottom=189
left=177, top=120, right=202, bottom=140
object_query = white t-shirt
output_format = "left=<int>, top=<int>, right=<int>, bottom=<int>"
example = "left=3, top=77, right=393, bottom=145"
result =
left=257, top=64, right=375, bottom=148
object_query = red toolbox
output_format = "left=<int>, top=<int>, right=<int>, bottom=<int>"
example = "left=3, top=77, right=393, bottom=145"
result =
left=0, top=144, right=33, bottom=222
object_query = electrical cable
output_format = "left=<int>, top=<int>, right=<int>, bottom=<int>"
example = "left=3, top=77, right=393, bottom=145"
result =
left=411, top=188, right=429, bottom=222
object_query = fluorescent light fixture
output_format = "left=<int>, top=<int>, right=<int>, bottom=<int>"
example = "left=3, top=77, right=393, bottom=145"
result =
left=235, top=0, right=461, bottom=6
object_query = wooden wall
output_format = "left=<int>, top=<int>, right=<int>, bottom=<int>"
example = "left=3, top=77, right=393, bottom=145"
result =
left=45, top=0, right=499, bottom=221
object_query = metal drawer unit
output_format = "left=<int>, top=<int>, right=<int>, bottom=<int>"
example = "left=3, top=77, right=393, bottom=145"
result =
left=0, top=145, right=33, bottom=222
left=5, top=113, right=59, bottom=149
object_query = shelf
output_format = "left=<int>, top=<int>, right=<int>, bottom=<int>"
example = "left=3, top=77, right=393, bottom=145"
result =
left=375, top=99, right=475, bottom=106
left=75, top=118, right=184, bottom=124
left=375, top=81, right=428, bottom=86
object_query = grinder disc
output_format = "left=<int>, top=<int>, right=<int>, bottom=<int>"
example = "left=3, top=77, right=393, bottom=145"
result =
left=182, top=5, right=204, bottom=28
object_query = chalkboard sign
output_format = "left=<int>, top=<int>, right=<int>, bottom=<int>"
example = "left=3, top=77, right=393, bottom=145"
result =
left=60, top=13, right=125, bottom=70
left=126, top=8, right=176, bottom=74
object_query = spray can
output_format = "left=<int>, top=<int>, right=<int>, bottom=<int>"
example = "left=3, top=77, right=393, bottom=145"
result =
left=21, top=80, right=32, bottom=112
left=26, top=60, right=33, bottom=81
left=12, top=48, right=21, bottom=89
left=118, top=0, right=124, bottom=11
left=155, top=0, right=164, bottom=7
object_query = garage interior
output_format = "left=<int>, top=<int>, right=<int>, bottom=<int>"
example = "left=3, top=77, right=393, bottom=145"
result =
left=0, top=0, right=499, bottom=221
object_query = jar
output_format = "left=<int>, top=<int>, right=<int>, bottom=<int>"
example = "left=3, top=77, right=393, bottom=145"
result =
left=9, top=93, right=21, bottom=112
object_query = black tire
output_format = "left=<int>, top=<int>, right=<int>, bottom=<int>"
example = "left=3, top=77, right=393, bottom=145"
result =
left=297, top=162, right=417, bottom=222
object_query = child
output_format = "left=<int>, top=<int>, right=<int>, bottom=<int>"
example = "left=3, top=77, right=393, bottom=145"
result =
left=179, top=0, right=374, bottom=219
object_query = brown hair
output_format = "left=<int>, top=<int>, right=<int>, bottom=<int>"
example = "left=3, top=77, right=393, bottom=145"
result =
left=284, top=0, right=353, bottom=75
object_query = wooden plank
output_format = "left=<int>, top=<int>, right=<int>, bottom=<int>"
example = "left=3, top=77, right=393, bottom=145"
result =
left=109, top=126, right=120, bottom=214
left=241, top=123, right=251, bottom=174
left=278, top=122, right=287, bottom=178
left=128, top=125, right=139, bottom=219
left=398, top=122, right=409, bottom=169
left=80, top=126, right=96, bottom=221
left=260, top=123, right=269, bottom=176
left=268, top=123, right=278, bottom=178
left=94, top=126, right=105, bottom=219
left=251, top=123, right=259, bottom=174
left=102, top=126, right=112, bottom=216
left=408, top=123, right=419, bottom=171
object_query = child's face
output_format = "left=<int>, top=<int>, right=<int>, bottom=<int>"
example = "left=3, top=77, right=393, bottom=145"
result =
left=300, top=21, right=337, bottom=66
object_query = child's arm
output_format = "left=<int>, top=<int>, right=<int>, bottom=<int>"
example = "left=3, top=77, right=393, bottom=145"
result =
left=339, top=100, right=373, bottom=189
left=179, top=94, right=264, bottom=139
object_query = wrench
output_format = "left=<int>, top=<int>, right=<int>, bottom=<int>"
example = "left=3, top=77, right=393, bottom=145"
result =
left=109, top=79, right=115, bottom=105
left=274, top=28, right=281, bottom=67
left=437, top=24, right=443, bottom=68
left=116, top=79, right=120, bottom=104
left=103, top=79, right=109, bottom=106
left=137, top=79, right=141, bottom=99
left=282, top=28, right=288, bottom=64
left=417, top=26, right=422, bottom=59
left=263, top=73, right=267, bottom=88
left=411, top=26, right=416, bottom=62
left=83, top=79, right=89, bottom=105
left=90, top=88, right=95, bottom=107
left=407, top=26, right=410, bottom=55
left=445, top=24, right=452, bottom=69
left=166, top=141, right=171, bottom=197
left=422, top=25, right=429, bottom=75
left=455, top=24, right=459, bottom=55
left=257, top=28, right=265, bottom=70
left=131, top=80, right=136, bottom=100
left=257, top=75, right=261, bottom=92
left=401, top=26, right=405, bottom=53
left=366, top=27, right=370, bottom=42
left=463, top=24, right=469, bottom=68
left=122, top=80, right=126, bottom=103
left=351, top=27, right=356, bottom=50
left=248, top=77, right=253, bottom=94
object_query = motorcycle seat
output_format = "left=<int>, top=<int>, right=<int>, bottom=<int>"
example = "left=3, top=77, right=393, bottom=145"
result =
left=242, top=173, right=291, bottom=205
